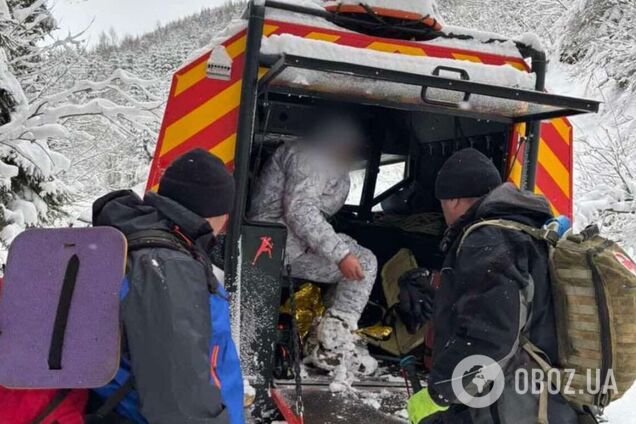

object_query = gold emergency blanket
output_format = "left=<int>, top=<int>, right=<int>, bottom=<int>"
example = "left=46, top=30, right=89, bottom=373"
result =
left=356, top=325, right=393, bottom=342
left=280, top=283, right=326, bottom=340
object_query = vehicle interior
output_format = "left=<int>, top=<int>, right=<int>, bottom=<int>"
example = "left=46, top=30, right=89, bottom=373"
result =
left=229, top=3, right=600, bottom=420
left=247, top=91, right=512, bottom=368
left=235, top=42, right=600, bottom=394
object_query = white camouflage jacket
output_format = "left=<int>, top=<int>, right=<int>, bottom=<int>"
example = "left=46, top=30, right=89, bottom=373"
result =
left=249, top=142, right=351, bottom=264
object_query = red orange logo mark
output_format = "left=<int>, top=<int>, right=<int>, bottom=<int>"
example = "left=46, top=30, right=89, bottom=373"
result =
left=614, top=251, right=636, bottom=277
left=252, top=236, right=274, bottom=266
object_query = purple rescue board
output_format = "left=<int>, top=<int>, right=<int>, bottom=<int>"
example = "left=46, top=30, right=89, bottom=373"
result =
left=0, top=227, right=126, bottom=388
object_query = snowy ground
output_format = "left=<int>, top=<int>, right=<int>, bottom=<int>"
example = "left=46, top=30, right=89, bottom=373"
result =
left=606, top=383, right=636, bottom=423
left=268, top=381, right=636, bottom=424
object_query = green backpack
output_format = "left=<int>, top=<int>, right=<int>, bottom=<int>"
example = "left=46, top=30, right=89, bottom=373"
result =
left=460, top=220, right=636, bottom=414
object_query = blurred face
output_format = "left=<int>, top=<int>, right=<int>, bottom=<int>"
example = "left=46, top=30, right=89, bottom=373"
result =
left=307, top=116, right=364, bottom=167
left=440, top=198, right=479, bottom=226
left=206, top=214, right=229, bottom=236
left=331, top=143, right=361, bottom=167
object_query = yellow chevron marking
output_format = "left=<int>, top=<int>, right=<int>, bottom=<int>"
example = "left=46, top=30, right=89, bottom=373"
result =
left=174, top=62, right=209, bottom=96
left=534, top=185, right=561, bottom=216
left=258, top=67, right=268, bottom=79
left=451, top=53, right=482, bottom=63
left=367, top=41, right=426, bottom=56
left=173, top=25, right=277, bottom=96
left=551, top=118, right=572, bottom=145
left=161, top=80, right=242, bottom=155
left=539, top=137, right=570, bottom=197
left=516, top=123, right=527, bottom=135
left=505, top=60, right=527, bottom=71
left=263, top=24, right=279, bottom=37
left=224, top=35, right=247, bottom=59
left=305, top=32, right=341, bottom=42
left=210, top=133, right=237, bottom=164
left=508, top=124, right=526, bottom=188
left=508, top=158, right=523, bottom=188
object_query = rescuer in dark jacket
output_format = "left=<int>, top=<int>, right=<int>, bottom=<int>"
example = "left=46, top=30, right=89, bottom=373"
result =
left=92, top=149, right=243, bottom=424
left=404, top=148, right=577, bottom=424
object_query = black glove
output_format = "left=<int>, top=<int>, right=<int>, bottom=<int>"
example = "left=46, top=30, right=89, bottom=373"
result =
left=398, top=268, right=435, bottom=334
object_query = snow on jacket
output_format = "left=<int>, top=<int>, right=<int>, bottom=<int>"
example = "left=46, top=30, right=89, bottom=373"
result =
left=93, top=190, right=243, bottom=424
left=249, top=142, right=351, bottom=264
left=429, top=183, right=577, bottom=423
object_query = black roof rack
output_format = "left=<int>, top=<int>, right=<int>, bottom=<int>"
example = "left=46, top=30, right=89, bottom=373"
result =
left=258, top=53, right=600, bottom=124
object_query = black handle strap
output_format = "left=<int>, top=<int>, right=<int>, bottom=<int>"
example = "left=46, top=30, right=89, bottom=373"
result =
left=30, top=389, right=71, bottom=424
left=88, top=377, right=135, bottom=421
left=48, top=254, right=80, bottom=370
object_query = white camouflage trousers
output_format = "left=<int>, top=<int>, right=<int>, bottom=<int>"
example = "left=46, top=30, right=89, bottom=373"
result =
left=288, top=233, right=377, bottom=324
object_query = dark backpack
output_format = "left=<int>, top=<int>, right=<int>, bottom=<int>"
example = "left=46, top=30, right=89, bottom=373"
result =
left=87, top=230, right=243, bottom=424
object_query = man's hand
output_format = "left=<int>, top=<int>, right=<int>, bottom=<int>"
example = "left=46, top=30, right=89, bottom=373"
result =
left=339, top=253, right=365, bottom=281
left=398, top=268, right=435, bottom=334
left=407, top=388, right=449, bottom=424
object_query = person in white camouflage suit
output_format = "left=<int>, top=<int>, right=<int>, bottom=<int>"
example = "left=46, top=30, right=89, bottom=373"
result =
left=249, top=117, right=378, bottom=378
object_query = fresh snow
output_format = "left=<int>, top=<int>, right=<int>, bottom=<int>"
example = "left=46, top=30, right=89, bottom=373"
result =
left=606, top=383, right=636, bottom=424
left=0, top=0, right=633, bottom=422
left=547, top=60, right=636, bottom=257
left=260, top=33, right=536, bottom=114
left=516, top=32, right=544, bottom=52
left=268, top=0, right=525, bottom=58
left=427, top=26, right=523, bottom=57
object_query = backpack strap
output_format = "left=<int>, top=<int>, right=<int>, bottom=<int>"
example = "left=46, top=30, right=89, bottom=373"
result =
left=30, top=389, right=71, bottom=424
left=458, top=219, right=560, bottom=253
left=520, top=336, right=552, bottom=424
left=125, top=229, right=218, bottom=294
left=86, top=378, right=135, bottom=423
left=126, top=229, right=191, bottom=255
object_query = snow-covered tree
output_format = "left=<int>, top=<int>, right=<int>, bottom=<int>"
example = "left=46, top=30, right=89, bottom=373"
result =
left=558, top=0, right=636, bottom=92
left=563, top=0, right=636, bottom=253
left=0, top=0, right=69, bottom=245
left=437, top=0, right=574, bottom=44
left=0, top=0, right=161, bottom=247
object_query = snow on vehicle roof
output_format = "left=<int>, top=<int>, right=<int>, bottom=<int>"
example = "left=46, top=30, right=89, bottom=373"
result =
left=267, top=0, right=526, bottom=58
left=261, top=33, right=535, bottom=88
left=426, top=26, right=523, bottom=57
left=260, top=34, right=539, bottom=118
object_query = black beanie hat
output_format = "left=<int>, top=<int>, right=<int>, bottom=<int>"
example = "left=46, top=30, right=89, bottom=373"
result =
left=158, top=149, right=235, bottom=217
left=435, top=148, right=502, bottom=200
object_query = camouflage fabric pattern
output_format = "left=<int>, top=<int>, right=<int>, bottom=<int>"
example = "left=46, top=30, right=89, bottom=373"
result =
left=250, top=142, right=352, bottom=264
left=290, top=233, right=377, bottom=320
left=249, top=142, right=377, bottom=320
